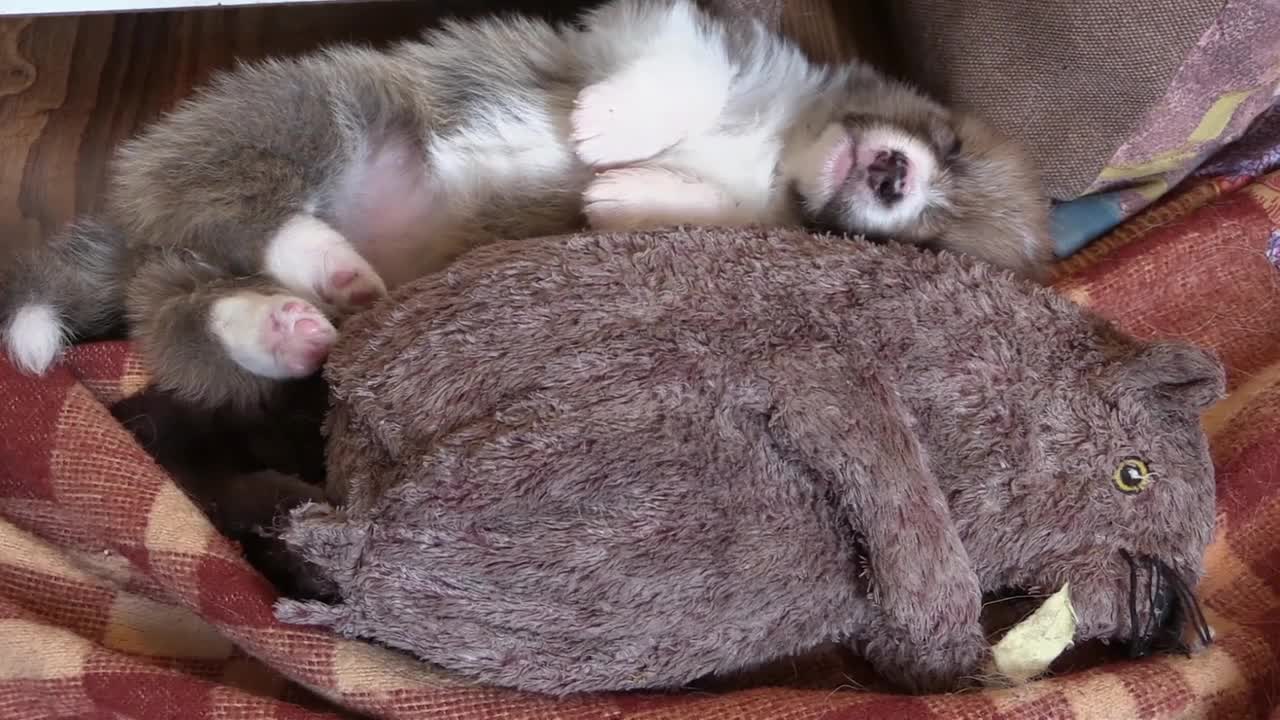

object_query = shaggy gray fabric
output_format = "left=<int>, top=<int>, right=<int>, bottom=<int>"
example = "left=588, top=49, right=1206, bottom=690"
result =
left=276, top=227, right=1222, bottom=697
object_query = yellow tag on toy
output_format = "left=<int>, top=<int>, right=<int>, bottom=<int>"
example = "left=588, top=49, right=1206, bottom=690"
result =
left=986, top=583, right=1077, bottom=686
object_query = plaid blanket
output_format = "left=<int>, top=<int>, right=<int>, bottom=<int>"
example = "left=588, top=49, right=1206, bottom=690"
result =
left=1, top=166, right=1279, bottom=718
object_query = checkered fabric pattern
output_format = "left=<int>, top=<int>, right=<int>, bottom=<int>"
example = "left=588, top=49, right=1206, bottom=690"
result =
left=1, top=170, right=1278, bottom=719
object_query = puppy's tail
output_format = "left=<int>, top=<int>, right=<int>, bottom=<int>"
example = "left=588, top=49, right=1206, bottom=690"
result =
left=1, top=218, right=128, bottom=374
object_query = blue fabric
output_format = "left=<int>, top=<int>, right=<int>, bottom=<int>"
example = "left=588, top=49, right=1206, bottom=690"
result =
left=1050, top=193, right=1130, bottom=258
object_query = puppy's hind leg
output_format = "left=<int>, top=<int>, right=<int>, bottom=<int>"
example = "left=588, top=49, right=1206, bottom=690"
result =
left=127, top=255, right=339, bottom=412
left=209, top=292, right=337, bottom=381
left=263, top=213, right=388, bottom=318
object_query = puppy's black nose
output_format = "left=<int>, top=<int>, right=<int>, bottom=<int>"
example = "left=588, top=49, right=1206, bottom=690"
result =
left=867, top=150, right=908, bottom=205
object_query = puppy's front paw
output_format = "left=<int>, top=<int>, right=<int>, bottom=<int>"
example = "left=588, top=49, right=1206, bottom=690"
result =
left=571, top=79, right=678, bottom=167
left=322, top=263, right=386, bottom=316
left=583, top=168, right=731, bottom=231
left=583, top=168, right=662, bottom=230
left=571, top=53, right=729, bottom=169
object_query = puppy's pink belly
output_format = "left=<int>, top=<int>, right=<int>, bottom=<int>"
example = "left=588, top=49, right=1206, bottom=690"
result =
left=330, top=137, right=441, bottom=288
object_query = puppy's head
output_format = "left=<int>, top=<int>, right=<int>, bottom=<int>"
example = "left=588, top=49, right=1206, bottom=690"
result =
left=785, top=77, right=1054, bottom=280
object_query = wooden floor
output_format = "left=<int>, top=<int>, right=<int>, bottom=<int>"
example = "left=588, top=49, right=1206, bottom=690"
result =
left=0, top=1, right=862, bottom=248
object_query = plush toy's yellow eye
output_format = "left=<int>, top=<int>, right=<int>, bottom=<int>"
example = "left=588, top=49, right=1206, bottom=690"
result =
left=1114, top=458, right=1152, bottom=494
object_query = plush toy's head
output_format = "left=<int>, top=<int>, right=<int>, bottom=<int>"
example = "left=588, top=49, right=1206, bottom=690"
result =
left=932, top=319, right=1225, bottom=658
left=1036, top=338, right=1222, bottom=654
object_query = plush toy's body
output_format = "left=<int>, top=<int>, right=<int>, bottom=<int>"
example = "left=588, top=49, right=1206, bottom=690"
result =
left=276, top=228, right=1222, bottom=695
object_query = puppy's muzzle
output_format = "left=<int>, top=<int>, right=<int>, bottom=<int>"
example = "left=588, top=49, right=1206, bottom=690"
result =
left=867, top=150, right=907, bottom=205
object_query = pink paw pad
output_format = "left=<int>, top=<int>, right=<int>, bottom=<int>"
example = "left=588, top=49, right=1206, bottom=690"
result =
left=264, top=299, right=337, bottom=377
left=323, top=266, right=386, bottom=313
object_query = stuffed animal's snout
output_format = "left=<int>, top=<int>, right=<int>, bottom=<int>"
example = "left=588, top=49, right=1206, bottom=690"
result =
left=1062, top=550, right=1213, bottom=661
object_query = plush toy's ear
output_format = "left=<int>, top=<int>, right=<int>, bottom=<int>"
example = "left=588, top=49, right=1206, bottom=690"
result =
left=1113, top=341, right=1226, bottom=411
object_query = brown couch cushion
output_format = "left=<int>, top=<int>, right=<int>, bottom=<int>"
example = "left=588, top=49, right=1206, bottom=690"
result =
left=875, top=0, right=1228, bottom=200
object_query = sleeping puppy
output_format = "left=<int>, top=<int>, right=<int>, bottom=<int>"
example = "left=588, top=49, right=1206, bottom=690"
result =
left=2, top=0, right=1051, bottom=413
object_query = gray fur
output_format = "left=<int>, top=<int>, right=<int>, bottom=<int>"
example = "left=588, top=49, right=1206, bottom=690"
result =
left=276, top=227, right=1221, bottom=696
left=0, top=218, right=126, bottom=343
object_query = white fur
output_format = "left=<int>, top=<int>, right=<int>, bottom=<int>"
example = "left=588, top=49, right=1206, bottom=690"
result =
left=4, top=303, right=67, bottom=375
left=420, top=102, right=579, bottom=281
left=650, top=26, right=828, bottom=223
left=846, top=128, right=939, bottom=234
left=585, top=168, right=755, bottom=230
left=430, top=112, right=573, bottom=202
left=263, top=214, right=387, bottom=312
left=209, top=292, right=337, bottom=379
left=567, top=1, right=835, bottom=229
left=571, top=5, right=734, bottom=168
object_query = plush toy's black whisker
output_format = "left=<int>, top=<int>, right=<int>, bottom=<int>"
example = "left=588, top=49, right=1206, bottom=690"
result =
left=1162, top=576, right=1196, bottom=656
left=1140, top=555, right=1163, bottom=656
left=1120, top=549, right=1147, bottom=658
left=1155, top=557, right=1213, bottom=649
left=1146, top=555, right=1194, bottom=655
left=1182, top=582, right=1212, bottom=647
left=1144, top=555, right=1162, bottom=644
left=1120, top=550, right=1214, bottom=658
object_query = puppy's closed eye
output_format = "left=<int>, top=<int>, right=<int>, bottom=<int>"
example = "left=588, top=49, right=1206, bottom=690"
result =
left=926, top=116, right=962, bottom=162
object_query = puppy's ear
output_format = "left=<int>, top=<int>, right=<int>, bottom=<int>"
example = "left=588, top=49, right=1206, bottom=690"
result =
left=925, top=114, right=960, bottom=160
left=929, top=216, right=1054, bottom=282
left=845, top=59, right=892, bottom=94
left=1109, top=341, right=1226, bottom=411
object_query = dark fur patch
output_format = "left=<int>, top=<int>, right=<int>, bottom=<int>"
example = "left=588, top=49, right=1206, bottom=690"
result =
left=109, top=375, right=332, bottom=598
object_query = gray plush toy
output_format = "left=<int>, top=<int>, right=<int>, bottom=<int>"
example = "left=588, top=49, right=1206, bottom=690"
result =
left=274, top=227, right=1222, bottom=696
